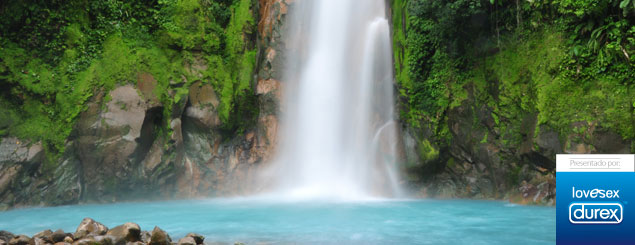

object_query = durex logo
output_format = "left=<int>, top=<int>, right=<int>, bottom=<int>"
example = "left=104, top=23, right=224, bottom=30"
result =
left=569, top=203, right=623, bottom=224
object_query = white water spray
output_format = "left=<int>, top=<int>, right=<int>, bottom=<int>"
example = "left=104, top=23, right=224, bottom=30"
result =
left=259, top=0, right=402, bottom=200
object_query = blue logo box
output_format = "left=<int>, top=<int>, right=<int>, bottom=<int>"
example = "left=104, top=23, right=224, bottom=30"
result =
left=556, top=154, right=634, bottom=245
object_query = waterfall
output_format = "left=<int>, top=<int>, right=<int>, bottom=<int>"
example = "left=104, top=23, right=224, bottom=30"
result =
left=260, top=0, right=402, bottom=200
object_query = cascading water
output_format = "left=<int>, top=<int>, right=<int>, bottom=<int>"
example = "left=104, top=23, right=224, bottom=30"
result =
left=259, top=0, right=402, bottom=200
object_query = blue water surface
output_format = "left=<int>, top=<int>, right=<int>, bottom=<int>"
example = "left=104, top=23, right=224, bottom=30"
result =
left=0, top=199, right=555, bottom=244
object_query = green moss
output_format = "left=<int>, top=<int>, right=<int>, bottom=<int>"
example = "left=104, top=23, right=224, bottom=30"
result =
left=96, top=34, right=137, bottom=89
left=467, top=30, right=561, bottom=146
left=538, top=74, right=634, bottom=139
left=480, top=131, right=489, bottom=144
left=64, top=23, right=85, bottom=48
left=449, top=81, right=468, bottom=109
left=418, top=139, right=439, bottom=163
left=448, top=26, right=635, bottom=148
left=158, top=0, right=217, bottom=50
left=225, top=0, right=254, bottom=58
left=392, top=0, right=411, bottom=94
left=492, top=112, right=500, bottom=125
left=446, top=157, right=456, bottom=169
left=209, top=0, right=258, bottom=131
left=481, top=29, right=633, bottom=140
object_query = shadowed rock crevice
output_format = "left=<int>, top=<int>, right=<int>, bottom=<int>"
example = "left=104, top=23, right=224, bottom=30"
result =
left=134, top=106, right=165, bottom=166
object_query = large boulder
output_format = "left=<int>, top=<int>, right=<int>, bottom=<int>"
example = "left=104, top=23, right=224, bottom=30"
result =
left=74, top=218, right=107, bottom=240
left=71, top=236, right=96, bottom=245
left=139, top=231, right=151, bottom=244
left=75, top=84, right=168, bottom=202
left=0, top=231, right=14, bottom=243
left=31, top=230, right=52, bottom=244
left=149, top=227, right=171, bottom=245
left=8, top=235, right=31, bottom=245
left=184, top=82, right=221, bottom=129
left=176, top=237, right=195, bottom=245
left=31, top=237, right=46, bottom=245
left=0, top=138, right=43, bottom=165
left=185, top=233, right=204, bottom=245
left=92, top=235, right=124, bottom=245
left=51, top=229, right=70, bottom=243
left=63, top=236, right=74, bottom=244
left=106, top=222, right=140, bottom=242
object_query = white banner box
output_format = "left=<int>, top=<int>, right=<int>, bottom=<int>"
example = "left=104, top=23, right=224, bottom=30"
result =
left=556, top=154, right=634, bottom=172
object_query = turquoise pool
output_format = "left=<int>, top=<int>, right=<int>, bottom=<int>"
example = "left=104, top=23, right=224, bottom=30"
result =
left=0, top=199, right=555, bottom=244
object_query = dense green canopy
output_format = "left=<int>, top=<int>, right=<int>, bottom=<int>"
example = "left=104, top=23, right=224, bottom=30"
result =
left=392, top=0, right=634, bottom=144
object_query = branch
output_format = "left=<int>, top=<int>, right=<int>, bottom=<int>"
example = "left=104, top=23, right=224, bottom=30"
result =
left=620, top=44, right=630, bottom=60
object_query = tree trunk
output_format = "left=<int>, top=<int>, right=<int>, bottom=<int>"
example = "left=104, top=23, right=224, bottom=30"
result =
left=516, top=0, right=521, bottom=30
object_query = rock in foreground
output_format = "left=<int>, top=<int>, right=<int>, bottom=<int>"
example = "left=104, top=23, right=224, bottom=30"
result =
left=0, top=218, right=204, bottom=245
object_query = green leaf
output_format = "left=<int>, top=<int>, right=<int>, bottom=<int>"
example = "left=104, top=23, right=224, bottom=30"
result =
left=619, top=0, right=630, bottom=9
left=490, top=0, right=495, bottom=4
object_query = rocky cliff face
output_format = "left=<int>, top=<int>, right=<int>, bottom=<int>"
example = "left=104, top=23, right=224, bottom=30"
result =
left=399, top=78, right=632, bottom=206
left=390, top=0, right=634, bottom=206
left=0, top=137, right=80, bottom=210
left=0, top=0, right=292, bottom=209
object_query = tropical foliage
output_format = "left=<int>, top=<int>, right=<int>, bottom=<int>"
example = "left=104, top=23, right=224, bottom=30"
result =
left=0, top=0, right=258, bottom=160
left=393, top=0, right=634, bottom=143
